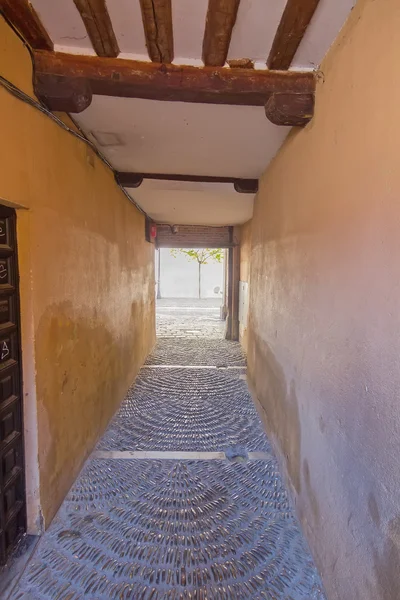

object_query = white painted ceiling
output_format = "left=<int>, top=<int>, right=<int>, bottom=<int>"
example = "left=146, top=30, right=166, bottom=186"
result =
left=73, top=97, right=284, bottom=225
left=30, top=0, right=356, bottom=225
left=129, top=181, right=254, bottom=226
left=75, top=97, right=288, bottom=178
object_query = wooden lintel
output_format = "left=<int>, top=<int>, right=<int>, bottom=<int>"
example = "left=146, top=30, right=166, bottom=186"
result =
left=202, top=0, right=240, bottom=67
left=73, top=0, right=119, bottom=57
left=233, top=180, right=258, bottom=194
left=33, top=51, right=316, bottom=119
left=116, top=172, right=258, bottom=193
left=118, top=174, right=144, bottom=188
left=139, top=0, right=173, bottom=63
left=265, top=92, right=314, bottom=126
left=1, top=0, right=53, bottom=50
left=267, top=0, right=321, bottom=70
left=35, top=74, right=93, bottom=113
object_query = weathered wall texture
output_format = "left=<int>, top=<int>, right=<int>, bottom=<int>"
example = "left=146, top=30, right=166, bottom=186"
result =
left=247, top=1, right=400, bottom=598
left=239, top=220, right=252, bottom=352
left=0, top=17, right=155, bottom=527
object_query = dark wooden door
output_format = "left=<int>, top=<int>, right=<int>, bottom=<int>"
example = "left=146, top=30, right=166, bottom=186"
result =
left=0, top=207, right=25, bottom=564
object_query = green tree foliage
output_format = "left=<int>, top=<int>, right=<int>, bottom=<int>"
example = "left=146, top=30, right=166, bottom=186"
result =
left=170, top=248, right=223, bottom=265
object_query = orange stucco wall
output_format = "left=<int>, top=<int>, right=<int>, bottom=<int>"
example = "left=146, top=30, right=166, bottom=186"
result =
left=0, top=17, right=155, bottom=527
left=247, top=0, right=400, bottom=598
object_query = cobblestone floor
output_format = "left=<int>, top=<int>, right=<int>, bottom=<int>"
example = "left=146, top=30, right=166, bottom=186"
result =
left=157, top=298, right=225, bottom=339
left=9, top=304, right=326, bottom=599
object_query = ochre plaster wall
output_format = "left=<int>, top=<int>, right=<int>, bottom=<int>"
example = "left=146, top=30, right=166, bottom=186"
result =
left=0, top=17, right=155, bottom=527
left=239, top=220, right=252, bottom=352
left=247, top=0, right=400, bottom=598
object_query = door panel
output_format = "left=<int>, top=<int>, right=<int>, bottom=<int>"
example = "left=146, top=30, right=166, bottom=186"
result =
left=0, top=207, right=25, bottom=564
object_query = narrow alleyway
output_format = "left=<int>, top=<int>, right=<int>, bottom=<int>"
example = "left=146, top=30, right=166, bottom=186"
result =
left=9, top=307, right=325, bottom=599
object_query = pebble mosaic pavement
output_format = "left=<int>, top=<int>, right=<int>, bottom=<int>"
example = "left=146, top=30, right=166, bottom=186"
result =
left=9, top=301, right=326, bottom=599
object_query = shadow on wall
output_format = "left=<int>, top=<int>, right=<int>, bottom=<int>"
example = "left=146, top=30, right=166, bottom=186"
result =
left=247, top=330, right=302, bottom=497
left=246, top=316, right=400, bottom=600
left=35, top=298, right=153, bottom=525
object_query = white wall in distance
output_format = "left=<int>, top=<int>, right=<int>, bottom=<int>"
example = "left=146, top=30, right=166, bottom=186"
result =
left=157, top=249, right=224, bottom=299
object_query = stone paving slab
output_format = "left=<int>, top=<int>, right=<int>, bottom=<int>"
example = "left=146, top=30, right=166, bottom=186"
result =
left=11, top=458, right=325, bottom=600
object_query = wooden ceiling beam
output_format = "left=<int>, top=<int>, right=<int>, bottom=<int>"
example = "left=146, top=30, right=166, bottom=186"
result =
left=73, top=0, right=119, bottom=58
left=202, top=0, right=240, bottom=67
left=139, top=0, right=173, bottom=63
left=116, top=172, right=259, bottom=193
left=265, top=92, right=314, bottom=126
left=267, top=0, right=321, bottom=70
left=0, top=0, right=53, bottom=50
left=33, top=51, right=315, bottom=126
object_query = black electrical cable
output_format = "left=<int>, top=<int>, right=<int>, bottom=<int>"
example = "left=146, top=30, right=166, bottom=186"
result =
left=0, top=10, right=35, bottom=59
left=0, top=73, right=147, bottom=216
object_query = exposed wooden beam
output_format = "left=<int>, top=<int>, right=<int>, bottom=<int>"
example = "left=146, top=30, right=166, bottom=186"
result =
left=203, top=0, right=240, bottom=67
left=73, top=0, right=119, bottom=58
left=0, top=0, right=53, bottom=50
left=35, top=77, right=93, bottom=113
left=267, top=0, right=321, bottom=70
left=265, top=91, right=314, bottom=126
left=139, top=0, right=173, bottom=63
left=116, top=172, right=259, bottom=194
left=33, top=51, right=315, bottom=126
left=233, top=180, right=258, bottom=194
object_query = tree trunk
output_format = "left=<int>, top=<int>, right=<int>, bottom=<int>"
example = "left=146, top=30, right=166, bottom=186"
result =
left=198, top=261, right=201, bottom=298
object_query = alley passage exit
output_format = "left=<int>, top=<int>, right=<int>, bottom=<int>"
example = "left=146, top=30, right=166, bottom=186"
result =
left=156, top=298, right=225, bottom=339
left=10, top=310, right=326, bottom=598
